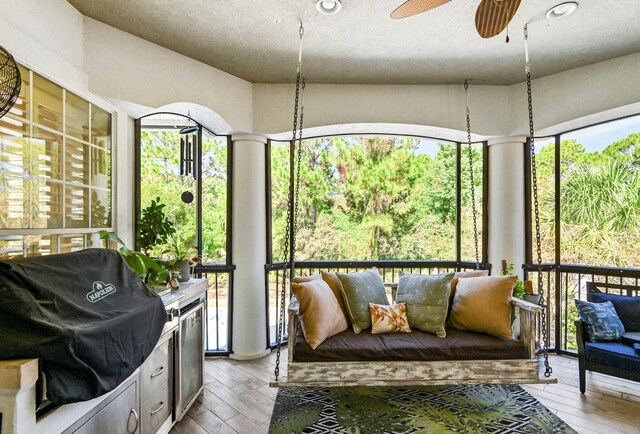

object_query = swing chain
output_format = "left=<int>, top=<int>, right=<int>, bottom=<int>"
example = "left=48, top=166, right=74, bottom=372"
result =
left=464, top=80, right=480, bottom=268
left=292, top=80, right=306, bottom=274
left=275, top=25, right=305, bottom=381
left=525, top=24, right=552, bottom=378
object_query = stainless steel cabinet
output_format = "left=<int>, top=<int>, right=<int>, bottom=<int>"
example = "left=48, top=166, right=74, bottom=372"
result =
left=72, top=380, right=139, bottom=434
left=140, top=324, right=175, bottom=434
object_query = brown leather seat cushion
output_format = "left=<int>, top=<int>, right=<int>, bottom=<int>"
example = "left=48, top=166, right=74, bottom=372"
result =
left=294, top=324, right=528, bottom=362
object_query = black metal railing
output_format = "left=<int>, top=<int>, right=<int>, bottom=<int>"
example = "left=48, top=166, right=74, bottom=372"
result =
left=195, top=264, right=235, bottom=356
left=265, top=260, right=490, bottom=348
left=524, top=263, right=640, bottom=354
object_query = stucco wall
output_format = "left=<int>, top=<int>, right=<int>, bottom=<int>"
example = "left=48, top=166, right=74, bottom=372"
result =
left=82, top=18, right=253, bottom=134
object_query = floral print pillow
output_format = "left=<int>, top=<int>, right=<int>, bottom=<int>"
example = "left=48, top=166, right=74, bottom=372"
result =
left=369, top=302, right=411, bottom=334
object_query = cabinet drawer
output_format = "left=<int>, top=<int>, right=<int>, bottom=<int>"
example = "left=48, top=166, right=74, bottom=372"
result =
left=141, top=339, right=170, bottom=400
left=141, top=380, right=171, bottom=434
left=73, top=381, right=139, bottom=434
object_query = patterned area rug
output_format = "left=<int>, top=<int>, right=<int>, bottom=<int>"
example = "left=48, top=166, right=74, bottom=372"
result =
left=269, top=384, right=577, bottom=433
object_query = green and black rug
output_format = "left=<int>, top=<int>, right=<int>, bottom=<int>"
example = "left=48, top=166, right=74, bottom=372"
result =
left=269, top=384, right=577, bottom=433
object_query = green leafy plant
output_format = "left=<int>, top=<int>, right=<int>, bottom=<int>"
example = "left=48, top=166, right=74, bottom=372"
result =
left=500, top=260, right=526, bottom=299
left=163, top=234, right=196, bottom=263
left=98, top=230, right=168, bottom=283
left=137, top=197, right=176, bottom=255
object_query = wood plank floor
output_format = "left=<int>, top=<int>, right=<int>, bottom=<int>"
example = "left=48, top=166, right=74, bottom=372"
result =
left=170, top=351, right=640, bottom=434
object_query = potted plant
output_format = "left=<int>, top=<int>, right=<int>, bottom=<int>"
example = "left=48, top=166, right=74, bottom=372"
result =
left=137, top=197, right=176, bottom=256
left=164, top=235, right=197, bottom=282
left=500, top=260, right=526, bottom=299
left=97, top=230, right=168, bottom=285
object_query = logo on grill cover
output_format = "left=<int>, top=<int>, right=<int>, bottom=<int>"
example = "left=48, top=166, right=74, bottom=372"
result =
left=87, top=281, right=117, bottom=303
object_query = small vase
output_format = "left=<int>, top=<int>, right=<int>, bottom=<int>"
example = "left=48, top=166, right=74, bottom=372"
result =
left=177, top=260, right=191, bottom=282
left=167, top=272, right=180, bottom=290
left=524, top=294, right=542, bottom=305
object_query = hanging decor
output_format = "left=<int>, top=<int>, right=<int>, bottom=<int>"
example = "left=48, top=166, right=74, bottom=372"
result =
left=524, top=24, right=552, bottom=378
left=0, top=45, right=21, bottom=120
left=179, top=132, right=197, bottom=180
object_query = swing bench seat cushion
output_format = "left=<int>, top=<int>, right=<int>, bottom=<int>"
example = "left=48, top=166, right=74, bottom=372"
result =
left=293, top=324, right=528, bottom=363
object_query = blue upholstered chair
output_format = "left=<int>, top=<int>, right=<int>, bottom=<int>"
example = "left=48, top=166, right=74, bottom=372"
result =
left=575, top=282, right=640, bottom=393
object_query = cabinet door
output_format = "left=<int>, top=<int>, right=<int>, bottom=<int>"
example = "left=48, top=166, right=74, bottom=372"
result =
left=74, top=382, right=139, bottom=434
left=141, top=339, right=170, bottom=401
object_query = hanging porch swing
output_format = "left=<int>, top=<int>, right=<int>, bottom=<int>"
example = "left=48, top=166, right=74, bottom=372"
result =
left=271, top=24, right=554, bottom=388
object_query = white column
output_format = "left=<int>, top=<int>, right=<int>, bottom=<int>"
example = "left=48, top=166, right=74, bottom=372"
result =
left=488, top=136, right=527, bottom=279
left=230, top=134, right=270, bottom=360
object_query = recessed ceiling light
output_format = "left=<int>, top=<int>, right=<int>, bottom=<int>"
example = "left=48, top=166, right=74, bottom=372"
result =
left=546, top=2, right=578, bottom=19
left=316, top=0, right=342, bottom=15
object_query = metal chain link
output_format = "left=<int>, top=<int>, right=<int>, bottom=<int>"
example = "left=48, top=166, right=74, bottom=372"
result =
left=525, top=24, right=552, bottom=378
left=291, top=80, right=306, bottom=276
left=275, top=24, right=304, bottom=381
left=464, top=81, right=480, bottom=268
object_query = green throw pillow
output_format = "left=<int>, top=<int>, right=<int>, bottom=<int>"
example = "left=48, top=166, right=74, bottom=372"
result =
left=396, top=272, right=454, bottom=338
left=337, top=268, right=388, bottom=333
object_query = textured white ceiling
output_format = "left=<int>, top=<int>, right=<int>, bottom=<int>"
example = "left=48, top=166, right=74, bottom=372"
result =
left=67, top=0, right=640, bottom=85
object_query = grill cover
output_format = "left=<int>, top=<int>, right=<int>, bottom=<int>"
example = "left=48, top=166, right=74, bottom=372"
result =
left=0, top=249, right=166, bottom=404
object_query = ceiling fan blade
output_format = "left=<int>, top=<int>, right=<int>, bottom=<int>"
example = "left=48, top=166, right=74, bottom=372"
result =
left=475, top=0, right=522, bottom=38
left=391, top=0, right=451, bottom=19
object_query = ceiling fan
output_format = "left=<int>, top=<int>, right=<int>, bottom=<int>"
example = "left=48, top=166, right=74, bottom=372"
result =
left=391, top=0, right=522, bottom=39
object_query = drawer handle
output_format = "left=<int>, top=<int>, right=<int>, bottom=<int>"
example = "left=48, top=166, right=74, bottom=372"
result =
left=150, top=401, right=165, bottom=415
left=128, top=408, right=139, bottom=433
left=150, top=366, right=165, bottom=378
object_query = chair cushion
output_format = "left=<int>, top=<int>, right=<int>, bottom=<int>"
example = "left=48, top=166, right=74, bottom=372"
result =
left=448, top=275, right=517, bottom=339
left=585, top=342, right=640, bottom=371
left=291, top=279, right=348, bottom=349
left=396, top=272, right=454, bottom=337
left=337, top=268, right=389, bottom=333
left=588, top=291, right=640, bottom=332
left=575, top=300, right=625, bottom=342
left=293, top=325, right=528, bottom=362
left=369, top=303, right=411, bottom=334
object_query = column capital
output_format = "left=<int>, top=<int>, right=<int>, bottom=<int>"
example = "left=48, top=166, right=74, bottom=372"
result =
left=488, top=136, right=528, bottom=147
left=231, top=134, right=268, bottom=144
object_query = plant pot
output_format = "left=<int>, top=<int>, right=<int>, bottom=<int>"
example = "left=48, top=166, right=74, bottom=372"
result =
left=176, top=260, right=191, bottom=282
left=524, top=294, right=541, bottom=305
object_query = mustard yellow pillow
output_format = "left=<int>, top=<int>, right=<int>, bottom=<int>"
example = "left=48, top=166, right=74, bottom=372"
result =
left=320, top=270, right=350, bottom=323
left=292, top=274, right=321, bottom=283
left=369, top=303, right=411, bottom=334
left=448, top=275, right=517, bottom=339
left=291, top=279, right=348, bottom=349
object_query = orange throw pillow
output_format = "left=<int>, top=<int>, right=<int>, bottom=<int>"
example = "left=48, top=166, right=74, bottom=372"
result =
left=291, top=279, right=348, bottom=349
left=321, top=270, right=350, bottom=323
left=369, top=303, right=411, bottom=334
left=292, top=274, right=321, bottom=283
left=448, top=275, right=517, bottom=339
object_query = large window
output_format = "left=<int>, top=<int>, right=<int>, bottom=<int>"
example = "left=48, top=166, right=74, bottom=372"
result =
left=268, top=135, right=485, bottom=262
left=266, top=134, right=486, bottom=346
left=0, top=64, right=112, bottom=259
left=138, top=114, right=232, bottom=354
left=526, top=114, right=640, bottom=352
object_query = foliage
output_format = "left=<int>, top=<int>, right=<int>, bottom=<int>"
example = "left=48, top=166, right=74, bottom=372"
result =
left=500, top=262, right=526, bottom=298
left=271, top=137, right=483, bottom=261
left=163, top=234, right=196, bottom=262
left=140, top=131, right=227, bottom=263
left=97, top=230, right=167, bottom=282
left=137, top=197, right=176, bottom=255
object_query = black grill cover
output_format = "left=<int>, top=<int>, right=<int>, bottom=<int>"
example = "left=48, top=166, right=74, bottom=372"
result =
left=0, top=249, right=166, bottom=404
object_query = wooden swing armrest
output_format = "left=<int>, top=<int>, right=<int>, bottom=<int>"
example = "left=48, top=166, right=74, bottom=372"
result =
left=511, top=297, right=543, bottom=313
left=288, top=296, right=300, bottom=315
left=512, top=298, right=541, bottom=358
